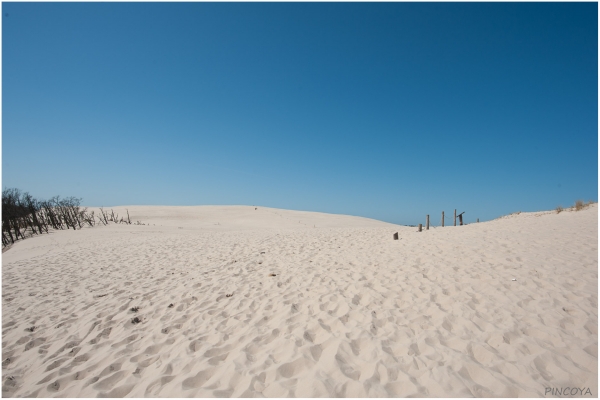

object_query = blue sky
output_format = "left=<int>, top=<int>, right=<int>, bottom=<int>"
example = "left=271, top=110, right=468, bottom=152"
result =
left=2, top=2, right=597, bottom=225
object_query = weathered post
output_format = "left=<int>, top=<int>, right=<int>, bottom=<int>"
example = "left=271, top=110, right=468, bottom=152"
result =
left=458, top=212, right=465, bottom=226
left=426, top=215, right=429, bottom=230
left=418, top=224, right=422, bottom=232
left=454, top=209, right=457, bottom=226
left=393, top=232, right=398, bottom=240
left=477, top=218, right=479, bottom=223
left=442, top=211, right=444, bottom=227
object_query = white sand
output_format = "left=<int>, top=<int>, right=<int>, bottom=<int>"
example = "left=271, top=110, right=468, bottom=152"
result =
left=2, top=205, right=597, bottom=397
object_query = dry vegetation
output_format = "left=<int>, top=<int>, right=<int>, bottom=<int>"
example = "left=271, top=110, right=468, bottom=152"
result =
left=1, top=188, right=143, bottom=248
left=556, top=205, right=564, bottom=214
left=556, top=199, right=596, bottom=214
left=498, top=199, right=596, bottom=219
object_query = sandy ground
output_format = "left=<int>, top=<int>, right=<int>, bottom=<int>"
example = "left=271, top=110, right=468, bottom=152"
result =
left=2, top=205, right=597, bottom=397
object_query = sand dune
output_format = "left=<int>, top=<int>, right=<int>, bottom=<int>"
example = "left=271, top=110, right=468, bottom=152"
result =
left=2, top=205, right=597, bottom=397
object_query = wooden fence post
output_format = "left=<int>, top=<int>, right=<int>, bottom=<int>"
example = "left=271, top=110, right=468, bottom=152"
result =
left=454, top=209, right=457, bottom=226
left=418, top=224, right=422, bottom=232
left=477, top=218, right=479, bottom=223
left=442, top=211, right=444, bottom=227
left=393, top=232, right=398, bottom=240
left=426, top=215, right=429, bottom=230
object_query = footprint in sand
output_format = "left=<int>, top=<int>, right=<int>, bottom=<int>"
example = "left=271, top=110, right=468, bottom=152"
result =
left=93, top=371, right=126, bottom=391
left=47, top=380, right=61, bottom=392
left=17, top=336, right=31, bottom=344
left=72, top=353, right=90, bottom=366
left=138, top=355, right=160, bottom=368
left=181, top=367, right=216, bottom=390
left=45, top=358, right=68, bottom=372
left=145, top=375, right=175, bottom=396
left=310, top=345, right=323, bottom=361
left=24, top=337, right=46, bottom=351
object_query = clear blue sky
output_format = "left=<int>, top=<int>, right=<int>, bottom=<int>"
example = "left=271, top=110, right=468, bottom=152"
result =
left=2, top=2, right=597, bottom=225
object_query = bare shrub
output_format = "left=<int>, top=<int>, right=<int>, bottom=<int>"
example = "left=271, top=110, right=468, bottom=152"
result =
left=2, top=189, right=137, bottom=247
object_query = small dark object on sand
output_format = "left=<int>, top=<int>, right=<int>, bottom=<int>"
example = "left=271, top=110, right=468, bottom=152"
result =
left=131, top=317, right=141, bottom=324
left=226, top=293, right=233, bottom=298
left=168, top=303, right=174, bottom=308
left=268, top=273, right=277, bottom=277
left=130, top=307, right=139, bottom=312
left=26, top=326, right=35, bottom=332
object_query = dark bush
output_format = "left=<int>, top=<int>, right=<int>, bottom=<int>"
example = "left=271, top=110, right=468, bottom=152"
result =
left=2, top=188, right=133, bottom=247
